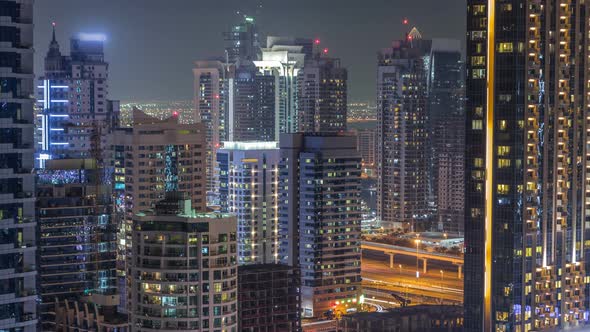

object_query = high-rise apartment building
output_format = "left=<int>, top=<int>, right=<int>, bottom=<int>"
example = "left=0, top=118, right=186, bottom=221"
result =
left=217, top=142, right=279, bottom=265
left=109, top=108, right=206, bottom=264
left=279, top=133, right=362, bottom=317
left=238, top=264, right=300, bottom=331
left=36, top=28, right=119, bottom=167
left=36, top=158, right=117, bottom=329
left=376, top=29, right=429, bottom=231
left=224, top=15, right=260, bottom=63
left=254, top=36, right=308, bottom=136
left=428, top=39, right=465, bottom=234
left=0, top=1, right=38, bottom=330
left=353, top=129, right=377, bottom=175
left=129, top=193, right=238, bottom=331
left=465, top=1, right=590, bottom=331
left=227, top=62, right=276, bottom=142
left=193, top=60, right=230, bottom=196
left=299, top=57, right=348, bottom=133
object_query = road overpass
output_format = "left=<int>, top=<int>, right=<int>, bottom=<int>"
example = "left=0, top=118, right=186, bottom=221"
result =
left=361, top=241, right=464, bottom=278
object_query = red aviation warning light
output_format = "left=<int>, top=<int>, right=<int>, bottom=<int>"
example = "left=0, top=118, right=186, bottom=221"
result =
left=403, top=18, right=409, bottom=25
left=314, top=38, right=321, bottom=45
left=172, top=111, right=179, bottom=117
left=323, top=48, right=329, bottom=54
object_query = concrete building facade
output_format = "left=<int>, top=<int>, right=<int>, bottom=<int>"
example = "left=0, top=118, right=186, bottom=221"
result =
left=129, top=194, right=238, bottom=331
left=279, top=133, right=362, bottom=317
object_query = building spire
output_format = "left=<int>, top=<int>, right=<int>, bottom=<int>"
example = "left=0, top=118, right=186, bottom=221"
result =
left=51, top=22, right=56, bottom=43
left=47, top=21, right=61, bottom=57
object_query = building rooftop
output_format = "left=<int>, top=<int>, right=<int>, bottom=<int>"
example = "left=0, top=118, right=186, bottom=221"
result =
left=222, top=141, right=278, bottom=150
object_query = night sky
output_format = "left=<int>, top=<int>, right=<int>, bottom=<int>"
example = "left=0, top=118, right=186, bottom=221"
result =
left=34, top=0, right=465, bottom=103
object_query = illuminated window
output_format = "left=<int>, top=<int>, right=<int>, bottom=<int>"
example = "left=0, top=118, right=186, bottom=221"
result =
left=498, top=159, right=511, bottom=168
left=474, top=106, right=483, bottom=117
left=214, top=283, right=222, bottom=293
left=497, top=184, right=510, bottom=195
left=475, top=43, right=483, bottom=53
left=472, top=120, right=483, bottom=130
left=471, top=31, right=485, bottom=40
left=471, top=56, right=485, bottom=66
left=470, top=208, right=482, bottom=218
left=498, top=146, right=511, bottom=156
left=496, top=311, right=509, bottom=321
left=499, top=120, right=507, bottom=130
left=498, top=42, right=514, bottom=53
left=474, top=158, right=483, bottom=167
left=472, top=4, right=486, bottom=15
left=475, top=183, right=483, bottom=192
left=501, top=3, right=512, bottom=11
left=472, top=69, right=486, bottom=79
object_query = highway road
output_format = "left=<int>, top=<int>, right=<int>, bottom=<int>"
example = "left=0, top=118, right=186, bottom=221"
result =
left=362, top=249, right=464, bottom=305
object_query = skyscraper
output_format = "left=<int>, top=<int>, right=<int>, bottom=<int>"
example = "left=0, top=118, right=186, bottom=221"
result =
left=227, top=62, right=276, bottom=142
left=238, top=264, right=300, bottom=331
left=36, top=28, right=119, bottom=167
left=224, top=15, right=260, bottom=63
left=36, top=159, right=117, bottom=328
left=109, top=108, right=207, bottom=270
left=217, top=141, right=280, bottom=265
left=299, top=56, right=348, bottom=133
left=279, top=133, right=362, bottom=317
left=465, top=1, right=590, bottom=331
left=254, top=36, right=308, bottom=136
left=0, top=1, right=38, bottom=330
left=129, top=193, right=238, bottom=331
left=376, top=29, right=429, bottom=231
left=353, top=129, right=377, bottom=176
left=428, top=39, right=464, bottom=234
left=193, top=60, right=230, bottom=197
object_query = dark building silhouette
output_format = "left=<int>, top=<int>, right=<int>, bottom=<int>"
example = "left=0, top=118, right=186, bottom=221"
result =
left=238, top=264, right=300, bottom=331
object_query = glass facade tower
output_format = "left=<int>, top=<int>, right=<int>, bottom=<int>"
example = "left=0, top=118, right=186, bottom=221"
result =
left=0, top=1, right=38, bottom=330
left=465, top=1, right=590, bottom=331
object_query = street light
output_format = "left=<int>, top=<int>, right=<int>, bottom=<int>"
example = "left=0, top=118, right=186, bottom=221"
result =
left=415, top=239, right=420, bottom=278
left=399, top=264, right=402, bottom=275
left=440, top=270, right=444, bottom=303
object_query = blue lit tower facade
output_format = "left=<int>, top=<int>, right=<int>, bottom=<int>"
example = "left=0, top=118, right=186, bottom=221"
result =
left=36, top=29, right=119, bottom=167
left=0, top=1, right=39, bottom=331
left=465, top=1, right=590, bottom=331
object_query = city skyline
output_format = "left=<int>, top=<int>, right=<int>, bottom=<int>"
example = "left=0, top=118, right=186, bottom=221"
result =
left=10, top=0, right=590, bottom=331
left=34, top=0, right=465, bottom=103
